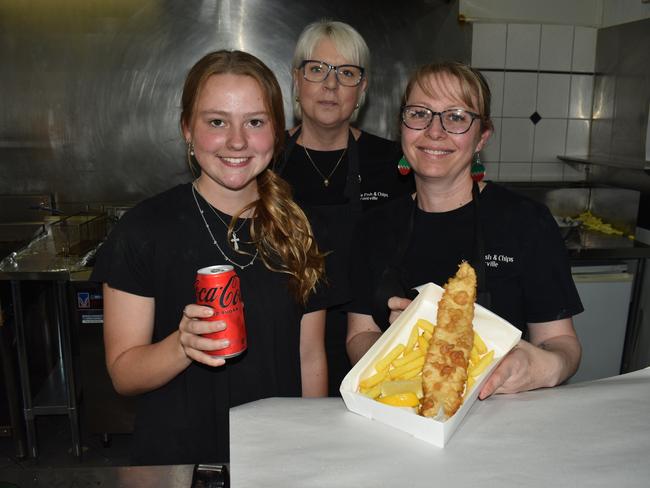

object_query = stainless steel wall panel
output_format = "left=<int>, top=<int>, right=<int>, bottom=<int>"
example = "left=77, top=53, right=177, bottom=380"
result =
left=591, top=18, right=650, bottom=162
left=0, top=0, right=467, bottom=205
left=588, top=17, right=650, bottom=191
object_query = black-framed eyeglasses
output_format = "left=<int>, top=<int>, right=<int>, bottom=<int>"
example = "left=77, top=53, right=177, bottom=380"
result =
left=401, top=105, right=481, bottom=134
left=299, top=60, right=365, bottom=87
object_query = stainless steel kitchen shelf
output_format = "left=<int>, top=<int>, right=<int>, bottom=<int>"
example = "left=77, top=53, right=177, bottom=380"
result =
left=32, top=359, right=73, bottom=415
left=1, top=232, right=90, bottom=459
left=558, top=154, right=650, bottom=174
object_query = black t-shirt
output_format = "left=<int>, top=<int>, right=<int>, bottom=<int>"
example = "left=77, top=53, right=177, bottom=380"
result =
left=281, top=130, right=411, bottom=209
left=91, top=183, right=306, bottom=465
left=349, top=183, right=583, bottom=332
left=279, top=130, right=414, bottom=306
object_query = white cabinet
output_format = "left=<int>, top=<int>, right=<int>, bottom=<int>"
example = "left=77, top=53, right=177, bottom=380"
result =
left=568, top=265, right=634, bottom=383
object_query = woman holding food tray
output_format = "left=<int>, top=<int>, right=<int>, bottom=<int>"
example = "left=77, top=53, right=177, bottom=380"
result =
left=92, top=50, right=328, bottom=465
left=346, top=61, right=583, bottom=399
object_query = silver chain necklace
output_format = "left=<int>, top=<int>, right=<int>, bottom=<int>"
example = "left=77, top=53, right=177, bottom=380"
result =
left=302, top=145, right=347, bottom=187
left=191, top=183, right=258, bottom=270
left=200, top=191, right=249, bottom=251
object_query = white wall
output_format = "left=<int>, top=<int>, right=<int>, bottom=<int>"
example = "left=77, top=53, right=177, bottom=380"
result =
left=459, top=0, right=602, bottom=26
left=460, top=0, right=650, bottom=27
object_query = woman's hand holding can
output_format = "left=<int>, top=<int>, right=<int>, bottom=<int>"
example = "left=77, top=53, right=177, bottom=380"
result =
left=178, top=304, right=229, bottom=367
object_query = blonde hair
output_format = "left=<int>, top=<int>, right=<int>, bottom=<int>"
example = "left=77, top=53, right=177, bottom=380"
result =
left=181, top=50, right=325, bottom=303
left=291, top=19, right=370, bottom=122
left=402, top=61, right=494, bottom=132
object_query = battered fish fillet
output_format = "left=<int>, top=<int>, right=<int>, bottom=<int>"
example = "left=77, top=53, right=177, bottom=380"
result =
left=420, top=262, right=476, bottom=419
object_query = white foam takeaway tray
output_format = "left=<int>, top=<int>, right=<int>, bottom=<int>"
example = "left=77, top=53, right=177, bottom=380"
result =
left=340, top=282, right=522, bottom=447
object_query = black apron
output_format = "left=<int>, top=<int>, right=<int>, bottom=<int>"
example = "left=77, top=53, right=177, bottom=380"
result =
left=371, top=182, right=491, bottom=329
left=276, top=127, right=362, bottom=304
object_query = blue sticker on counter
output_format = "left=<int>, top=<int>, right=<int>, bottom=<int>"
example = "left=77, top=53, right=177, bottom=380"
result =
left=77, top=292, right=90, bottom=309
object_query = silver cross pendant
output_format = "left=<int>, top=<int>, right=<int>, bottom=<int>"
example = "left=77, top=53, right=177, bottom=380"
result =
left=231, top=232, right=240, bottom=251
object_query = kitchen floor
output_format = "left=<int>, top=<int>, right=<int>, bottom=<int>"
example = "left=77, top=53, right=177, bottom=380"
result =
left=0, top=415, right=132, bottom=471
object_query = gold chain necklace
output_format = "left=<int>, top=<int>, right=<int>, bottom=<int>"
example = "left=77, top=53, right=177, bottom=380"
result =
left=302, top=145, right=347, bottom=187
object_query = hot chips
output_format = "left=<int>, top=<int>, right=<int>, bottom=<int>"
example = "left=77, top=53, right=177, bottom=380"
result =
left=388, top=356, right=425, bottom=379
left=474, top=331, right=487, bottom=355
left=417, top=335, right=429, bottom=352
left=463, top=346, right=496, bottom=400
left=405, top=325, right=419, bottom=352
left=392, top=349, right=424, bottom=368
left=468, top=350, right=494, bottom=378
left=374, top=344, right=405, bottom=372
left=417, top=319, right=434, bottom=334
left=358, top=317, right=496, bottom=414
left=359, top=369, right=388, bottom=390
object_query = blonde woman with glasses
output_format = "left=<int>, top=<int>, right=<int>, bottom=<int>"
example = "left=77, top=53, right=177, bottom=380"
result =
left=276, top=19, right=414, bottom=396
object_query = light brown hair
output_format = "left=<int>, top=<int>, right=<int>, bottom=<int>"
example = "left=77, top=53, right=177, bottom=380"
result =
left=402, top=61, right=494, bottom=132
left=181, top=50, right=325, bottom=304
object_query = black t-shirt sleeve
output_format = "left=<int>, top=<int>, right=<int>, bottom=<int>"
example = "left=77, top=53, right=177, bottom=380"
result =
left=90, top=206, right=156, bottom=297
left=304, top=275, right=348, bottom=312
left=519, top=204, right=583, bottom=323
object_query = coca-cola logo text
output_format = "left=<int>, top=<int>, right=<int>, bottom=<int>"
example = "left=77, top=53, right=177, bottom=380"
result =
left=195, top=274, right=241, bottom=309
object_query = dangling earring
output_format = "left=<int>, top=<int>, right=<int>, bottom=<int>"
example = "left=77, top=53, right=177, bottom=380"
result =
left=186, top=140, right=200, bottom=178
left=397, top=155, right=411, bottom=175
left=471, top=152, right=485, bottom=182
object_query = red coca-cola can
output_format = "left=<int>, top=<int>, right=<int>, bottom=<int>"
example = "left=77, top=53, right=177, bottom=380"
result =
left=194, top=264, right=247, bottom=358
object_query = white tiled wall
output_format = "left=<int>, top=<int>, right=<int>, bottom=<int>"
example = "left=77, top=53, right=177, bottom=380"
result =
left=505, top=24, right=540, bottom=70
left=472, top=22, right=597, bottom=182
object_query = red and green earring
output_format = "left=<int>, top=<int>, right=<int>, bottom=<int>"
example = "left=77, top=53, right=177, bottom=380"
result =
left=397, top=155, right=411, bottom=175
left=471, top=152, right=485, bottom=182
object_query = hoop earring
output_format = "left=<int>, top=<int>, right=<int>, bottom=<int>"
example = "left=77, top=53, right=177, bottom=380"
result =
left=471, top=152, right=485, bottom=182
left=397, top=155, right=411, bottom=175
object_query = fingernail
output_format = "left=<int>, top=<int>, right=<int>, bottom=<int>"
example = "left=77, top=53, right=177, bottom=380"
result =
left=204, top=308, right=214, bottom=316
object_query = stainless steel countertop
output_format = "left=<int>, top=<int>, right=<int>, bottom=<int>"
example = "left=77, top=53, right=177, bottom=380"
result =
left=566, top=228, right=650, bottom=260
left=0, top=231, right=95, bottom=281
left=0, top=464, right=195, bottom=487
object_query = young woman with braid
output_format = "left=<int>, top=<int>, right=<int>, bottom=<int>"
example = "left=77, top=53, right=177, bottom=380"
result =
left=91, top=50, right=326, bottom=466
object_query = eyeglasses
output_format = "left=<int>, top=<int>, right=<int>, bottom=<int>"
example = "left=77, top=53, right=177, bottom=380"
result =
left=401, top=105, right=481, bottom=134
left=299, top=60, right=365, bottom=87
